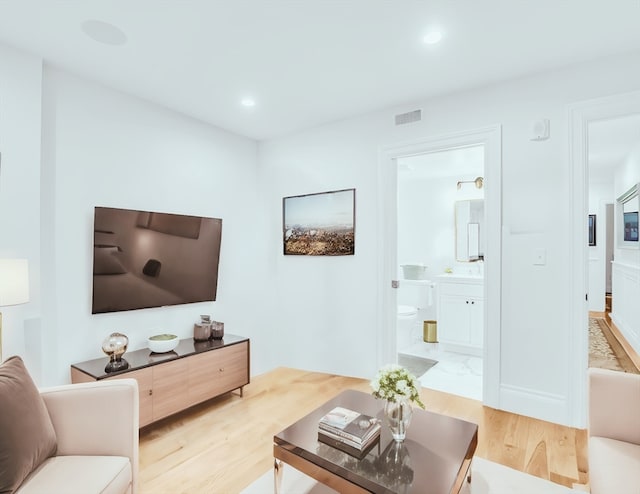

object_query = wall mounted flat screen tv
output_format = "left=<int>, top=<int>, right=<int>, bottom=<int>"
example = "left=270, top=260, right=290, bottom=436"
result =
left=624, top=211, right=639, bottom=241
left=92, top=206, right=222, bottom=314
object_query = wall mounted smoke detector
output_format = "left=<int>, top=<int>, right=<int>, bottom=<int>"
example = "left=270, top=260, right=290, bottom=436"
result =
left=531, top=119, right=550, bottom=141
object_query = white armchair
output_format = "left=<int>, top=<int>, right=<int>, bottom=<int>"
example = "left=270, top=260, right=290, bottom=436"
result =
left=16, top=378, right=139, bottom=494
left=588, top=367, right=640, bottom=494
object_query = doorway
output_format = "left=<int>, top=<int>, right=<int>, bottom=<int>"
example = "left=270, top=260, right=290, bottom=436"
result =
left=587, top=115, right=640, bottom=315
left=569, top=90, right=640, bottom=427
left=395, top=145, right=484, bottom=401
left=377, top=125, right=502, bottom=408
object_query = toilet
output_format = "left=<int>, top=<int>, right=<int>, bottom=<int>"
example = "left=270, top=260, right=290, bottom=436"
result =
left=397, top=279, right=434, bottom=352
left=397, top=304, right=418, bottom=351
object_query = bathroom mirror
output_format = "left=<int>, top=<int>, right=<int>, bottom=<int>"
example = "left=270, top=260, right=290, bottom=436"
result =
left=616, top=183, right=639, bottom=249
left=455, top=200, right=485, bottom=262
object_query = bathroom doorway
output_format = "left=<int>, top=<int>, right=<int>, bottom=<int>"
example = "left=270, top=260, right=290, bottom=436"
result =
left=377, top=125, right=502, bottom=409
left=395, top=145, right=485, bottom=401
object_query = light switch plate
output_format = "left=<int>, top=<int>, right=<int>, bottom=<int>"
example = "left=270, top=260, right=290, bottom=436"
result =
left=533, top=248, right=546, bottom=265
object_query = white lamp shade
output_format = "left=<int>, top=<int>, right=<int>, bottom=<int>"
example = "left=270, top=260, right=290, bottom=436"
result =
left=0, top=259, right=30, bottom=306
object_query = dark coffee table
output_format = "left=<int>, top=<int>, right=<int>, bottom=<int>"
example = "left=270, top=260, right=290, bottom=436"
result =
left=273, top=389, right=478, bottom=494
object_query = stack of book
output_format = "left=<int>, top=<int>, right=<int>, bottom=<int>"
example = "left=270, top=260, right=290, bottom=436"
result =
left=317, top=406, right=381, bottom=459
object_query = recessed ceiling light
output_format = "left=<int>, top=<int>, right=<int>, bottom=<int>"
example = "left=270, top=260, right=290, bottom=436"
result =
left=423, top=30, right=443, bottom=45
left=241, top=98, right=256, bottom=108
left=81, top=20, right=127, bottom=46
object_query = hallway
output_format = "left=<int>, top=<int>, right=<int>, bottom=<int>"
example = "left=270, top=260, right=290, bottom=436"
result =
left=589, top=315, right=640, bottom=374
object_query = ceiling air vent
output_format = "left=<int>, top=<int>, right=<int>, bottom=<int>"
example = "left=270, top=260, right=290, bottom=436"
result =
left=394, top=109, right=422, bottom=125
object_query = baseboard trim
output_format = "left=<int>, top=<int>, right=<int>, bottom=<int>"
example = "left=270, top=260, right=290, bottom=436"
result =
left=605, top=318, right=640, bottom=372
left=500, top=384, right=569, bottom=426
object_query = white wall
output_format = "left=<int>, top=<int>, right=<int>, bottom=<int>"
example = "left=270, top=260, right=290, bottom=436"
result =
left=34, top=67, right=270, bottom=385
left=257, top=123, right=380, bottom=378
left=398, top=176, right=456, bottom=277
left=260, top=51, right=640, bottom=425
left=611, top=142, right=640, bottom=352
left=614, top=143, right=640, bottom=265
left=0, top=45, right=42, bottom=377
left=397, top=158, right=484, bottom=278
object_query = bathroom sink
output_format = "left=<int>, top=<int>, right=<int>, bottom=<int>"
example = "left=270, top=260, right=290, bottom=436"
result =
left=436, top=273, right=484, bottom=284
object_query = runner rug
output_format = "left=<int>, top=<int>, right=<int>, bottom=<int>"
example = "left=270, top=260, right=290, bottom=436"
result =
left=589, top=318, right=639, bottom=373
left=398, top=353, right=438, bottom=378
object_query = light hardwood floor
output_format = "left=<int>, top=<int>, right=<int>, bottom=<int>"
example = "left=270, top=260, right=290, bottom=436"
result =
left=139, top=367, right=588, bottom=493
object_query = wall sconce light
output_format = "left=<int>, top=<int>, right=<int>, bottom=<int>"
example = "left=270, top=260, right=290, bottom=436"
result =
left=457, top=177, right=484, bottom=190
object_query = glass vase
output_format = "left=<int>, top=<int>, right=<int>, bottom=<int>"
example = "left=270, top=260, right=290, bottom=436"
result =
left=384, top=397, right=413, bottom=442
left=377, top=440, right=414, bottom=493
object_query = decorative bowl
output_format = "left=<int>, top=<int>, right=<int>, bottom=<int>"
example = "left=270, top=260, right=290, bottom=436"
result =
left=148, top=334, right=179, bottom=353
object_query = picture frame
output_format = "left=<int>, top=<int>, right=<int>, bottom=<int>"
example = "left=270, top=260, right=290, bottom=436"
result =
left=283, top=188, right=355, bottom=256
left=623, top=211, right=639, bottom=242
left=588, top=214, right=596, bottom=246
left=616, top=183, right=639, bottom=249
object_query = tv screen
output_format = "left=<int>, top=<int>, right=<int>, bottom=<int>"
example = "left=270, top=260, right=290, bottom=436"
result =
left=624, top=211, right=639, bottom=242
left=92, top=206, right=222, bottom=314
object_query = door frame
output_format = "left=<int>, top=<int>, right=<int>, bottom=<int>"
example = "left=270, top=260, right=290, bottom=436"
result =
left=377, top=125, right=502, bottom=407
left=568, top=89, right=640, bottom=427
left=605, top=202, right=614, bottom=295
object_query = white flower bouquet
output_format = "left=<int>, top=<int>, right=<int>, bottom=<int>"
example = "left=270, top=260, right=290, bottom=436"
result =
left=370, top=364, right=425, bottom=408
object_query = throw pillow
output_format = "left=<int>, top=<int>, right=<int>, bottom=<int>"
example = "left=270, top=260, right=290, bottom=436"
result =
left=0, top=356, right=57, bottom=493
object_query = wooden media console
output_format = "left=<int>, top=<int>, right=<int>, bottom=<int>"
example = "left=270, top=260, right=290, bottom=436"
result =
left=71, top=334, right=250, bottom=427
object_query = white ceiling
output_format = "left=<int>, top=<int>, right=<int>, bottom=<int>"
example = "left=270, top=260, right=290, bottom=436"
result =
left=1, top=1, right=640, bottom=141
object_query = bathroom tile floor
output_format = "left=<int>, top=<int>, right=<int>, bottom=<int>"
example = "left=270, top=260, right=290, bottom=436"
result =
left=399, top=342, right=483, bottom=401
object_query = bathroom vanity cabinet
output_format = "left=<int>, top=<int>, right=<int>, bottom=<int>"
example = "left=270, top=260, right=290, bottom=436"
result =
left=436, top=275, right=484, bottom=356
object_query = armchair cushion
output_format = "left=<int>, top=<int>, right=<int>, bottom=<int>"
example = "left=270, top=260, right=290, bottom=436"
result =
left=588, top=437, right=640, bottom=494
left=588, top=367, right=640, bottom=445
left=0, top=356, right=57, bottom=494
left=588, top=367, right=640, bottom=494
left=15, top=456, right=131, bottom=494
left=37, top=379, right=139, bottom=494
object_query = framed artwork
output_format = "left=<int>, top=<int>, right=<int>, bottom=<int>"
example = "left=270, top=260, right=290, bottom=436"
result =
left=617, top=183, right=639, bottom=249
left=623, top=211, right=639, bottom=241
left=283, top=188, right=355, bottom=256
left=588, top=214, right=596, bottom=246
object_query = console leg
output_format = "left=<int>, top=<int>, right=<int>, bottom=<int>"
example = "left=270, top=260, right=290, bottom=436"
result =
left=274, top=459, right=284, bottom=494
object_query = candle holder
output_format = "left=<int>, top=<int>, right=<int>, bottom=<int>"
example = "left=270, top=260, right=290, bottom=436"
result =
left=210, top=321, right=224, bottom=340
left=194, top=314, right=212, bottom=341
